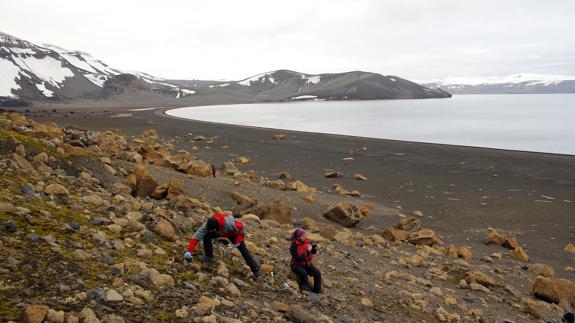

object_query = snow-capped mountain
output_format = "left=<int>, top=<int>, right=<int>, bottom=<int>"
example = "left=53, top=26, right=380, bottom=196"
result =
left=422, top=73, right=575, bottom=94
left=1, top=31, right=450, bottom=107
left=0, top=31, right=192, bottom=105
left=203, top=69, right=451, bottom=101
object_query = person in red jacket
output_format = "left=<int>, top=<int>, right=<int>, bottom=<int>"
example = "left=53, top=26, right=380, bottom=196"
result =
left=290, top=228, right=321, bottom=293
left=184, top=213, right=260, bottom=277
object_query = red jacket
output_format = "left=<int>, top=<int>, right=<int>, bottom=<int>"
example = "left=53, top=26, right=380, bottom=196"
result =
left=290, top=238, right=314, bottom=267
left=187, top=214, right=246, bottom=252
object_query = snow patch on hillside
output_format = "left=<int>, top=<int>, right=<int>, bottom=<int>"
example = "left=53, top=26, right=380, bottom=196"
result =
left=0, top=58, right=21, bottom=97
left=303, top=74, right=321, bottom=84
left=420, top=73, right=575, bottom=86
left=35, top=82, right=54, bottom=97
left=291, top=95, right=317, bottom=100
left=12, top=56, right=74, bottom=88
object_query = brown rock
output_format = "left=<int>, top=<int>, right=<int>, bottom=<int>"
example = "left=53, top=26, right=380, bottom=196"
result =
left=44, top=183, right=69, bottom=196
left=103, top=164, right=116, bottom=176
left=279, top=171, right=292, bottom=180
left=260, top=264, right=274, bottom=273
left=295, top=217, right=319, bottom=232
left=12, top=153, right=36, bottom=172
left=15, top=144, right=26, bottom=156
left=532, top=276, right=575, bottom=309
left=394, top=217, right=422, bottom=232
left=303, top=194, right=315, bottom=203
left=223, top=161, right=240, bottom=176
left=486, top=227, right=519, bottom=249
left=457, top=246, right=473, bottom=260
left=183, top=160, right=212, bottom=177
left=325, top=171, right=342, bottom=178
left=275, top=302, right=289, bottom=313
left=564, top=243, right=575, bottom=255
left=510, top=246, right=529, bottom=262
left=126, top=165, right=158, bottom=197
left=528, top=263, right=555, bottom=277
left=24, top=304, right=49, bottom=323
left=273, top=134, right=285, bottom=140
left=263, top=180, right=286, bottom=190
left=246, top=199, right=291, bottom=224
left=236, top=156, right=250, bottom=164
left=408, top=229, right=441, bottom=246
left=465, top=270, right=496, bottom=287
left=323, top=202, right=362, bottom=227
left=231, top=192, right=257, bottom=209
left=319, top=225, right=337, bottom=240
left=354, top=173, right=368, bottom=181
left=289, top=180, right=316, bottom=193
left=381, top=228, right=410, bottom=242
left=153, top=220, right=178, bottom=241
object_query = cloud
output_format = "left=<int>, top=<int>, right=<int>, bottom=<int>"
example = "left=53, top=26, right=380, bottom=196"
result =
left=1, top=0, right=574, bottom=80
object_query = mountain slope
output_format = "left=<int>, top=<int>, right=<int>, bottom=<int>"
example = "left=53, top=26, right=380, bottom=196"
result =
left=1, top=31, right=450, bottom=107
left=422, top=73, right=575, bottom=94
left=202, top=70, right=451, bottom=101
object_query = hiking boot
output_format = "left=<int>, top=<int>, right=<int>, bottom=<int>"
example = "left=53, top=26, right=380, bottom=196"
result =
left=200, top=256, right=214, bottom=263
left=252, top=269, right=261, bottom=279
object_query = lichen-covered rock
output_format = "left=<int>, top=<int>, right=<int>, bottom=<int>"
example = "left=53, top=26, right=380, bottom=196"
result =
left=125, top=165, right=158, bottom=197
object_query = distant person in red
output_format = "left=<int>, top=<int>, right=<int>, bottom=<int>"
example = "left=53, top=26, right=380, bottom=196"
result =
left=211, top=164, right=216, bottom=178
left=290, top=228, right=321, bottom=293
left=184, top=213, right=261, bottom=277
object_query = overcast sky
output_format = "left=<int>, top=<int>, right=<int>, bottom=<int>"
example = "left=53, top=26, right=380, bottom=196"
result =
left=1, top=0, right=574, bottom=81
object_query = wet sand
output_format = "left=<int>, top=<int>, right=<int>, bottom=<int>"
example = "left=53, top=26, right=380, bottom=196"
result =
left=29, top=105, right=575, bottom=275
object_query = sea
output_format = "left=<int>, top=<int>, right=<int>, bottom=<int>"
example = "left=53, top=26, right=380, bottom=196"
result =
left=166, top=94, right=575, bottom=155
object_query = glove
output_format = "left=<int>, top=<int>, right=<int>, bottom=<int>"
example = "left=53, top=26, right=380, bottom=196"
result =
left=232, top=243, right=240, bottom=248
left=184, top=251, right=193, bottom=260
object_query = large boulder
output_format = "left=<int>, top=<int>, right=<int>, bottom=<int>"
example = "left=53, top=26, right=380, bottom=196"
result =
left=126, top=165, right=158, bottom=198
left=24, top=304, right=49, bottom=323
left=231, top=192, right=257, bottom=209
left=486, top=228, right=519, bottom=250
left=246, top=199, right=291, bottom=224
left=381, top=228, right=410, bottom=242
left=96, top=130, right=128, bottom=156
left=153, top=219, right=178, bottom=241
left=182, top=160, right=211, bottom=177
left=394, top=217, right=422, bottom=232
left=532, top=276, right=575, bottom=310
left=289, top=180, right=316, bottom=193
left=44, top=183, right=69, bottom=196
left=407, top=229, right=441, bottom=246
left=323, top=202, right=362, bottom=227
left=264, top=180, right=287, bottom=190
left=223, top=161, right=240, bottom=176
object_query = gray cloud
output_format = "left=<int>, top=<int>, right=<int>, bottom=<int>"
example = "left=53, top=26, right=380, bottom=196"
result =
left=1, top=0, right=574, bottom=80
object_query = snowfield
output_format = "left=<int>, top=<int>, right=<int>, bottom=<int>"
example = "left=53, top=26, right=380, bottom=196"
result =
left=0, top=58, right=21, bottom=97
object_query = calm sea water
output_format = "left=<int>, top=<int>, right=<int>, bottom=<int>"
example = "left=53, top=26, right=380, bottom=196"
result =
left=166, top=94, right=575, bottom=155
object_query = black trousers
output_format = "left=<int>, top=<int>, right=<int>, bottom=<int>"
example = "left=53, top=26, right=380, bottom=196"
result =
left=203, top=233, right=259, bottom=273
left=291, top=263, right=321, bottom=293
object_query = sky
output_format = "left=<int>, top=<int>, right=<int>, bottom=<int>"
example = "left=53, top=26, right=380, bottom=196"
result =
left=1, top=0, right=575, bottom=81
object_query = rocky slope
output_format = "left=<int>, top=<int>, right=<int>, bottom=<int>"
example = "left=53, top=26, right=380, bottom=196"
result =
left=422, top=74, right=575, bottom=95
left=1, top=31, right=450, bottom=108
left=0, top=112, right=573, bottom=322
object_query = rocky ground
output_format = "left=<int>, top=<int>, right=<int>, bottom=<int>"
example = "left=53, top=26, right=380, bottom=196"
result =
left=0, top=112, right=574, bottom=323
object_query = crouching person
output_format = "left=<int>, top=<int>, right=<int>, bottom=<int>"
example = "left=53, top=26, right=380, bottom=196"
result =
left=290, top=228, right=321, bottom=293
left=184, top=213, right=261, bottom=277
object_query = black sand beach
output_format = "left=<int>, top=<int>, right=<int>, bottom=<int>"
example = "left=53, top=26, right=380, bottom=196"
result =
left=29, top=105, right=575, bottom=274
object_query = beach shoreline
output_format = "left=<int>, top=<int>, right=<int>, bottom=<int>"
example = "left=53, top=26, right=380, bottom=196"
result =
left=26, top=102, right=575, bottom=275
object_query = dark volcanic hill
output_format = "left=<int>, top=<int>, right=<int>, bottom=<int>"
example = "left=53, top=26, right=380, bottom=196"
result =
left=1, top=31, right=450, bottom=107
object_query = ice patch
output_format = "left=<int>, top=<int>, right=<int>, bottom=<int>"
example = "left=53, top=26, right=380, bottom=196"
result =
left=35, top=82, right=54, bottom=97
left=291, top=95, right=318, bottom=100
left=0, top=58, right=21, bottom=97
left=389, top=78, right=396, bottom=82
left=303, top=75, right=321, bottom=84
left=182, top=89, right=196, bottom=95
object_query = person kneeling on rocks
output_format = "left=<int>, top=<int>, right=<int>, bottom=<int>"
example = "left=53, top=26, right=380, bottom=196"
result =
left=290, top=228, right=321, bottom=293
left=184, top=213, right=261, bottom=277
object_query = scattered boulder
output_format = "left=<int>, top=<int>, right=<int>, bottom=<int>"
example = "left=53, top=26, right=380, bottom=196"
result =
left=465, top=270, right=496, bottom=287
left=24, top=304, right=49, bottom=323
left=457, top=246, right=473, bottom=260
left=153, top=220, right=178, bottom=241
left=354, top=173, right=367, bottom=181
left=289, top=180, right=316, bottom=193
left=231, top=192, right=257, bottom=209
left=126, top=165, right=158, bottom=198
left=273, top=134, right=285, bottom=140
left=223, top=162, right=240, bottom=176
left=381, top=228, right=410, bottom=242
left=528, top=263, right=555, bottom=278
left=325, top=171, right=342, bottom=178
left=564, top=243, right=575, bottom=255
left=245, top=199, right=291, bottom=224
left=394, top=217, right=421, bottom=232
left=323, top=202, right=362, bottom=227
left=236, top=156, right=250, bottom=164
left=295, top=217, right=319, bottom=232
left=510, top=246, right=529, bottom=262
left=279, top=171, right=292, bottom=180
left=407, top=229, right=441, bottom=246
left=319, top=225, right=337, bottom=240
left=264, top=180, right=287, bottom=190
left=44, top=183, right=69, bottom=196
left=486, top=228, right=519, bottom=250
left=532, top=276, right=575, bottom=309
